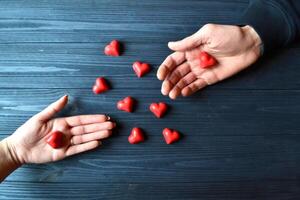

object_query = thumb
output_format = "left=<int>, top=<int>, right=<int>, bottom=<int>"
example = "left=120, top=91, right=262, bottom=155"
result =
left=168, top=32, right=203, bottom=51
left=36, top=95, right=68, bottom=122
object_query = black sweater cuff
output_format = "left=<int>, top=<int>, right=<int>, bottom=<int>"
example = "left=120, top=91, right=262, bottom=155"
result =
left=240, top=0, right=298, bottom=53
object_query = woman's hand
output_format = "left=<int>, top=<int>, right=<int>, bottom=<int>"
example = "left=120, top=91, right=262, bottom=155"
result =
left=157, top=24, right=262, bottom=99
left=4, top=95, right=115, bottom=165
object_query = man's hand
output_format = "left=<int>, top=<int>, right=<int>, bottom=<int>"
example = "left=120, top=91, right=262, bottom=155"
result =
left=5, top=95, right=115, bottom=165
left=157, top=24, right=262, bottom=99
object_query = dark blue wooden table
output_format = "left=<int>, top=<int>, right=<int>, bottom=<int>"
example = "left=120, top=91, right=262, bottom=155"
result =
left=0, top=0, right=300, bottom=199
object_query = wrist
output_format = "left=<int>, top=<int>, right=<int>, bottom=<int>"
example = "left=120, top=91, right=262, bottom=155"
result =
left=1, top=137, right=24, bottom=167
left=0, top=137, right=23, bottom=182
left=242, top=25, right=263, bottom=56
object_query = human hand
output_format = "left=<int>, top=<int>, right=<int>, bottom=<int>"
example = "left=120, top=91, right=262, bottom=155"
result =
left=4, top=95, right=115, bottom=165
left=157, top=24, right=262, bottom=99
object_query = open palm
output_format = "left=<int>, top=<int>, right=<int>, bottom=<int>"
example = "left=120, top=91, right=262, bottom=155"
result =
left=157, top=24, right=262, bottom=99
left=7, top=96, right=115, bottom=164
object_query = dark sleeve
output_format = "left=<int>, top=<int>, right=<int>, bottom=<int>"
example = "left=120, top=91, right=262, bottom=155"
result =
left=240, top=0, right=300, bottom=54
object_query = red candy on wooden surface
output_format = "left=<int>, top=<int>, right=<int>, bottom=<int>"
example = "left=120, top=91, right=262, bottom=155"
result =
left=92, top=77, right=110, bottom=94
left=149, top=102, right=168, bottom=118
left=199, top=51, right=217, bottom=69
left=128, top=127, right=145, bottom=144
left=47, top=131, right=65, bottom=149
left=117, top=96, right=135, bottom=113
left=104, top=40, right=120, bottom=56
left=132, top=61, right=151, bottom=78
left=162, top=128, right=180, bottom=144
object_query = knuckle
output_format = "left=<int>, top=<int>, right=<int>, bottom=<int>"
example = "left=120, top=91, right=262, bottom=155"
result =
left=169, top=72, right=180, bottom=84
left=80, top=126, right=86, bottom=133
left=202, top=23, right=217, bottom=33
left=178, top=79, right=186, bottom=88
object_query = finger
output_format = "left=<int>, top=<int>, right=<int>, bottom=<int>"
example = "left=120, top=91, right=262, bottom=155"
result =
left=66, top=141, right=101, bottom=157
left=157, top=51, right=185, bottom=81
left=70, top=121, right=115, bottom=135
left=165, top=62, right=191, bottom=84
left=71, top=130, right=112, bottom=145
left=161, top=62, right=190, bottom=96
left=169, top=72, right=197, bottom=99
left=65, top=114, right=109, bottom=127
left=168, top=32, right=203, bottom=51
left=181, top=78, right=208, bottom=97
left=161, top=80, right=173, bottom=96
left=36, top=95, right=68, bottom=122
left=200, top=70, right=220, bottom=85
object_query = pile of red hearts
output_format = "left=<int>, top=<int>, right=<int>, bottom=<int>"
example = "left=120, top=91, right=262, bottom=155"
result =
left=93, top=40, right=182, bottom=145
left=47, top=39, right=217, bottom=148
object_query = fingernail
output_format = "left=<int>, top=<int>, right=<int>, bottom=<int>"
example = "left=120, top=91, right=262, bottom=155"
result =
left=157, top=73, right=162, bottom=80
left=161, top=86, right=169, bottom=96
left=98, top=141, right=102, bottom=146
left=113, top=122, right=117, bottom=127
left=161, top=90, right=168, bottom=96
left=169, top=94, right=176, bottom=100
left=107, top=116, right=111, bottom=120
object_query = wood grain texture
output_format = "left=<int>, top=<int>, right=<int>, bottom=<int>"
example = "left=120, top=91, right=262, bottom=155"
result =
left=0, top=0, right=300, bottom=199
left=0, top=89, right=299, bottom=137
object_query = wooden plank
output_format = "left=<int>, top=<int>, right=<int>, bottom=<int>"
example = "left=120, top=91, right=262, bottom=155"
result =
left=0, top=45, right=299, bottom=89
left=0, top=0, right=245, bottom=26
left=0, top=0, right=245, bottom=45
left=0, top=89, right=299, bottom=136
left=0, top=61, right=299, bottom=90
left=1, top=181, right=300, bottom=200
left=1, top=134, right=300, bottom=183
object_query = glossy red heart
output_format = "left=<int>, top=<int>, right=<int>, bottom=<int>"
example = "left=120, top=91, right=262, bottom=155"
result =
left=47, top=131, right=65, bottom=149
left=162, top=128, right=180, bottom=144
left=92, top=77, right=110, bottom=94
left=128, top=127, right=145, bottom=144
left=117, top=96, right=135, bottom=112
left=199, top=51, right=217, bottom=68
left=149, top=102, right=168, bottom=118
left=132, top=61, right=151, bottom=78
left=104, top=40, right=120, bottom=56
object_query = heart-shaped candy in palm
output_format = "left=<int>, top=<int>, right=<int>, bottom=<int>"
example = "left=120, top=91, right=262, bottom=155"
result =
left=47, top=131, right=65, bottom=149
left=199, top=51, right=217, bottom=68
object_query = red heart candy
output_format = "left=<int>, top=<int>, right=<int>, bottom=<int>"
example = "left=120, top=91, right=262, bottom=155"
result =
left=132, top=61, right=151, bottom=78
left=47, top=131, right=65, bottom=149
left=199, top=51, right=217, bottom=68
left=149, top=102, right=168, bottom=118
left=162, top=128, right=180, bottom=144
left=92, top=77, right=110, bottom=94
left=104, top=40, right=120, bottom=56
left=128, top=127, right=145, bottom=144
left=117, top=96, right=135, bottom=112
